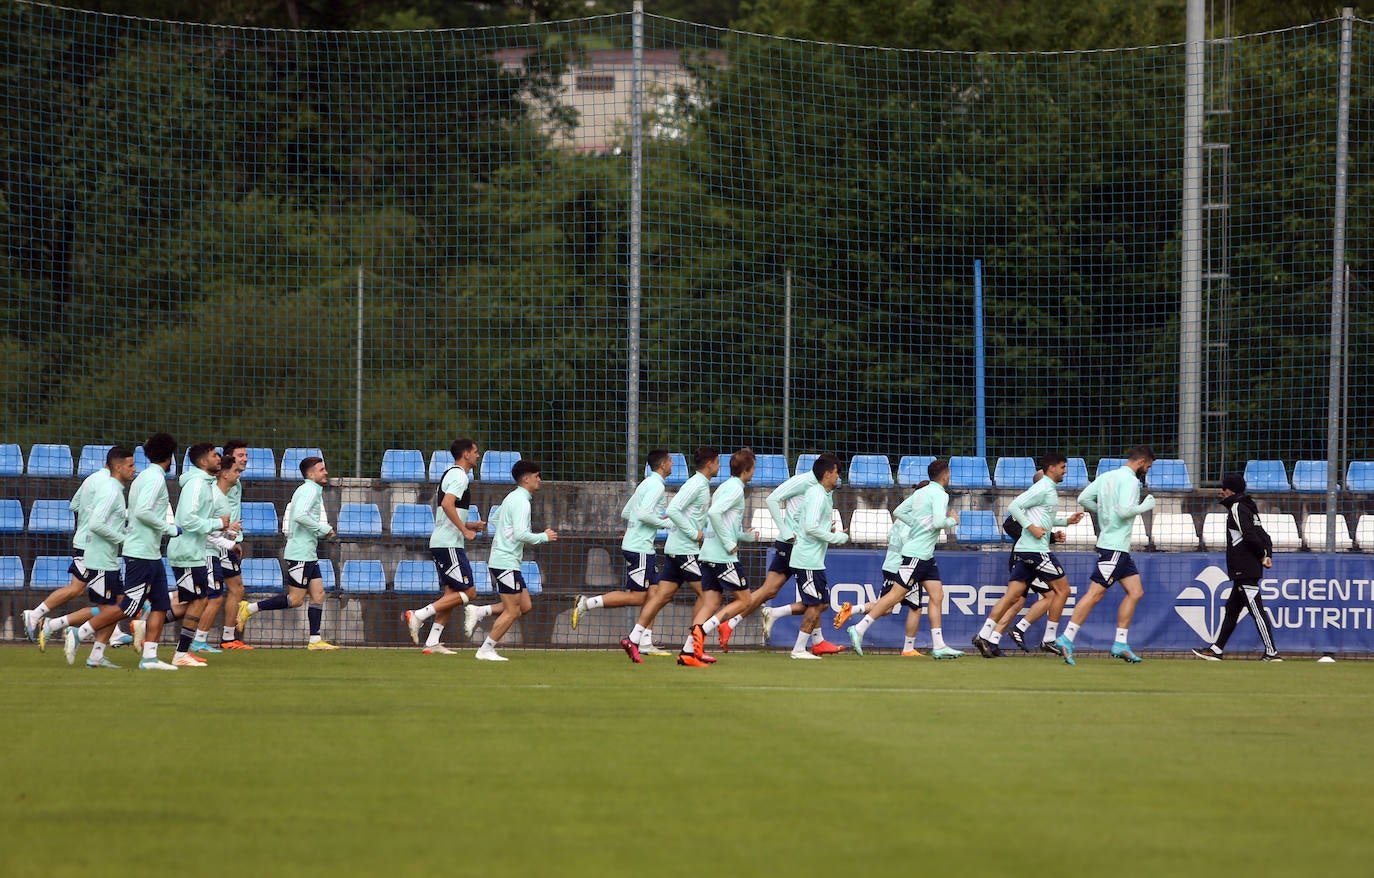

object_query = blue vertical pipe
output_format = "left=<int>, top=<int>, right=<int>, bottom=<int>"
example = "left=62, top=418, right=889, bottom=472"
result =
left=974, top=259, right=986, bottom=458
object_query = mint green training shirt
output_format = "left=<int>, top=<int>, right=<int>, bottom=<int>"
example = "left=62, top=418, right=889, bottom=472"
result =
left=790, top=482, right=849, bottom=570
left=123, top=465, right=178, bottom=561
left=893, top=481, right=957, bottom=561
left=664, top=472, right=710, bottom=557
left=700, top=476, right=756, bottom=563
left=489, top=485, right=549, bottom=570
left=621, top=472, right=667, bottom=554
left=1077, top=465, right=1154, bottom=552
left=1008, top=477, right=1070, bottom=553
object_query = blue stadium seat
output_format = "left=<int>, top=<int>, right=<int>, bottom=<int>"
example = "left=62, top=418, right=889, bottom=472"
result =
left=1244, top=460, right=1291, bottom=493
left=472, top=561, right=493, bottom=596
left=133, top=446, right=175, bottom=478
left=1292, top=460, right=1333, bottom=494
left=993, top=457, right=1038, bottom=490
left=0, top=444, right=23, bottom=476
left=28, top=499, right=74, bottom=534
left=318, top=559, right=336, bottom=591
left=1096, top=457, right=1127, bottom=478
left=654, top=452, right=689, bottom=487
left=337, top=503, right=382, bottom=539
left=486, top=505, right=500, bottom=537
left=394, top=559, right=439, bottom=594
left=1146, top=459, right=1193, bottom=492
left=0, top=499, right=24, bottom=534
left=240, top=447, right=277, bottom=481
left=1063, top=458, right=1091, bottom=491
left=241, top=558, right=283, bottom=592
left=710, top=453, right=732, bottom=486
left=847, top=455, right=894, bottom=488
left=341, top=560, right=386, bottom=594
left=466, top=504, right=483, bottom=539
left=955, top=509, right=1003, bottom=543
left=752, top=454, right=790, bottom=488
left=280, top=447, right=324, bottom=480
left=163, top=559, right=175, bottom=589
left=390, top=503, right=433, bottom=539
left=239, top=502, right=279, bottom=537
left=479, top=450, right=522, bottom=484
left=896, top=455, right=937, bottom=488
left=948, top=457, right=992, bottom=491
left=428, top=449, right=455, bottom=482
left=27, top=444, right=73, bottom=478
left=381, top=449, right=426, bottom=482
left=30, top=556, right=72, bottom=589
left=794, top=454, right=819, bottom=478
left=0, top=556, right=23, bottom=589
left=521, top=560, right=543, bottom=596
left=1345, top=461, right=1374, bottom=494
left=77, top=444, right=113, bottom=478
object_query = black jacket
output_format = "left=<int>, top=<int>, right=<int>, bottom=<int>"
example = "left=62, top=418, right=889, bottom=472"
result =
left=1220, top=492, right=1272, bottom=581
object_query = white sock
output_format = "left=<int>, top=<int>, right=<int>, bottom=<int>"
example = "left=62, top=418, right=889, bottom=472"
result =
left=191, top=630, right=207, bottom=645
left=1061, top=621, right=1078, bottom=642
left=729, top=614, right=743, bottom=627
left=587, top=595, right=605, bottom=610
left=772, top=605, right=795, bottom=619
left=77, top=621, right=96, bottom=641
left=426, top=624, right=444, bottom=647
left=702, top=617, right=720, bottom=633
left=1116, top=627, right=1129, bottom=644
left=931, top=628, right=946, bottom=650
left=309, top=634, right=321, bottom=644
left=247, top=602, right=260, bottom=614
left=988, top=629, right=1003, bottom=644
left=855, top=616, right=874, bottom=635
left=481, top=636, right=497, bottom=652
left=978, top=618, right=996, bottom=639
left=1015, top=619, right=1031, bottom=633
left=222, top=625, right=236, bottom=641
left=629, top=624, right=647, bottom=645
left=45, top=616, right=69, bottom=635
left=89, top=641, right=107, bottom=663
left=810, top=629, right=824, bottom=645
left=903, top=636, right=916, bottom=651
left=142, top=642, right=159, bottom=660
left=854, top=602, right=869, bottom=616
left=793, top=631, right=811, bottom=654
left=1044, top=620, right=1060, bottom=641
left=643, top=628, right=654, bottom=645
left=416, top=604, right=436, bottom=622
left=476, top=605, right=495, bottom=621
left=35, top=601, right=51, bottom=616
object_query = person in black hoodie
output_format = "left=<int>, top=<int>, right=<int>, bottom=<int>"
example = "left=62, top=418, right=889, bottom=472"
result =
left=1192, top=473, right=1282, bottom=661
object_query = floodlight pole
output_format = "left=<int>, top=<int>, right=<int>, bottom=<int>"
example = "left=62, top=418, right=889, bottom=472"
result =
left=627, top=1, right=644, bottom=484
left=1179, top=0, right=1205, bottom=484
left=1325, top=8, right=1354, bottom=550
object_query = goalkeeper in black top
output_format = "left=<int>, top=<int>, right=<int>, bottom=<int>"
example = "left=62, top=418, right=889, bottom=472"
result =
left=1192, top=473, right=1282, bottom=662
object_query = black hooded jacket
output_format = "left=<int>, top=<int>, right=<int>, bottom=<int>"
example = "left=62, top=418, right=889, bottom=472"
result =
left=1220, top=491, right=1272, bottom=581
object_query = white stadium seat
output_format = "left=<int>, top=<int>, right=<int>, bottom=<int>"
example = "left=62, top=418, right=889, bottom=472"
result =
left=1258, top=513, right=1302, bottom=551
left=849, top=508, right=893, bottom=544
left=1302, top=514, right=1353, bottom=552
left=1152, top=512, right=1200, bottom=551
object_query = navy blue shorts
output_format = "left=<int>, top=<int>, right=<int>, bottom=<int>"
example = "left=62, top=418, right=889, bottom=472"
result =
left=431, top=547, right=474, bottom=591
left=67, top=552, right=96, bottom=585
left=897, top=556, right=940, bottom=589
left=701, top=561, right=748, bottom=593
left=767, top=540, right=793, bottom=576
left=796, top=569, right=829, bottom=607
left=491, top=568, right=526, bottom=595
left=622, top=551, right=657, bottom=592
left=122, top=557, right=172, bottom=614
left=85, top=568, right=123, bottom=606
left=1091, top=549, right=1139, bottom=588
left=174, top=565, right=211, bottom=602
left=285, top=560, right=323, bottom=589
left=1008, top=552, right=1067, bottom=593
left=659, top=553, right=701, bottom=585
left=217, top=547, right=243, bottom=580
left=880, top=577, right=928, bottom=611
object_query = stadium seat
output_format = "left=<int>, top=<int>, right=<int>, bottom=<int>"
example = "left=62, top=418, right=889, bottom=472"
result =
left=30, top=556, right=71, bottom=589
left=522, top=560, right=543, bottom=596
left=1059, top=514, right=1097, bottom=549
left=280, top=447, right=324, bottom=480
left=479, top=450, right=522, bottom=484
left=1355, top=515, right=1374, bottom=550
left=794, top=454, right=819, bottom=478
left=955, top=509, right=1002, bottom=543
left=0, top=499, right=24, bottom=534
left=1258, top=513, right=1302, bottom=551
left=1095, top=458, right=1126, bottom=479
left=486, top=505, right=500, bottom=537
left=390, top=503, right=433, bottom=539
left=428, top=449, right=455, bottom=481
left=240, top=447, right=277, bottom=481
left=750, top=508, right=779, bottom=542
left=1302, top=514, right=1353, bottom=552
left=241, top=558, right=283, bottom=592
left=948, top=457, right=992, bottom=491
left=239, top=502, right=279, bottom=537
left=1131, top=516, right=1149, bottom=549
left=1244, top=460, right=1291, bottom=493
left=472, top=561, right=493, bottom=596
left=1344, top=461, right=1374, bottom=494
left=848, top=508, right=893, bottom=544
left=341, top=560, right=386, bottom=594
left=318, top=559, right=337, bottom=591
left=76, top=445, right=112, bottom=478
left=0, top=443, right=22, bottom=476
left=27, top=444, right=73, bottom=478
left=1062, top=458, right=1091, bottom=491
left=752, top=454, right=790, bottom=488
left=896, top=455, right=936, bottom=488
left=1292, top=460, right=1333, bottom=494
left=133, top=446, right=175, bottom=478
left=336, top=503, right=382, bottom=539
left=847, top=455, right=894, bottom=488
left=393, top=559, right=439, bottom=594
left=28, top=499, right=74, bottom=534
left=0, top=555, right=23, bottom=589
left=1152, top=512, right=1200, bottom=551
left=466, top=504, right=483, bottom=538
left=381, top=449, right=426, bottom=482
left=993, top=457, right=1037, bottom=490
left=1202, top=512, right=1229, bottom=550
left=711, top=453, right=732, bottom=486
left=1146, top=459, right=1193, bottom=492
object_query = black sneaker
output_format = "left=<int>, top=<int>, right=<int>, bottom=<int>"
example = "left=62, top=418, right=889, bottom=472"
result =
left=1191, top=646, right=1222, bottom=661
left=1007, top=627, right=1032, bottom=652
left=1260, top=653, right=1284, bottom=662
left=972, top=635, right=994, bottom=658
left=1040, top=639, right=1064, bottom=657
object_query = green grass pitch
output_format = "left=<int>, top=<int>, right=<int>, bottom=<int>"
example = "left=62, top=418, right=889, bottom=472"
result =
left=2, top=646, right=1367, bottom=877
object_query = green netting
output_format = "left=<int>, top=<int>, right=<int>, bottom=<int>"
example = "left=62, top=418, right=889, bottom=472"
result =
left=0, top=4, right=1369, bottom=481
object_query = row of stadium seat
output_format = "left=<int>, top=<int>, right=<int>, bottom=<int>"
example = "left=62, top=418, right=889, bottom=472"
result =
left=0, top=555, right=542, bottom=596
left=5, top=443, right=1369, bottom=493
